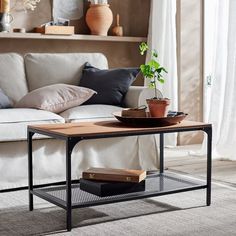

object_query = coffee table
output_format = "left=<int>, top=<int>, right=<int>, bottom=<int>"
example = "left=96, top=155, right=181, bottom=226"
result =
left=28, top=120, right=212, bottom=231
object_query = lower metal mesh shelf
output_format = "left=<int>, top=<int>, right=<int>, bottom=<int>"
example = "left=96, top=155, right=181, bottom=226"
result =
left=33, top=172, right=205, bottom=208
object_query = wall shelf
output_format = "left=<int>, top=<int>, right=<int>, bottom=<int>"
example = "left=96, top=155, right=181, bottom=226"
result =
left=0, top=33, right=147, bottom=43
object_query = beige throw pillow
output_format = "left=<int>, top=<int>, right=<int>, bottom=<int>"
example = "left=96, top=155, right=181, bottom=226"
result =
left=15, top=84, right=96, bottom=113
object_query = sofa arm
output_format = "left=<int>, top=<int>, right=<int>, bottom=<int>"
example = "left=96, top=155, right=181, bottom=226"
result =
left=124, top=86, right=163, bottom=108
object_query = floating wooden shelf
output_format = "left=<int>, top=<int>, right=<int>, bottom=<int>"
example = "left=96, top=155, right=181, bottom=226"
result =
left=0, top=33, right=147, bottom=43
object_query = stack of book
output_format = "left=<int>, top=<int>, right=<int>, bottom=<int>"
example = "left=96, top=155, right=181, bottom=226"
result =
left=80, top=168, right=147, bottom=197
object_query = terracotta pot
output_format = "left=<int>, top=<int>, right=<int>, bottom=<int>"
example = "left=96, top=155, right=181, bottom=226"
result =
left=147, top=98, right=170, bottom=118
left=86, top=4, right=113, bottom=36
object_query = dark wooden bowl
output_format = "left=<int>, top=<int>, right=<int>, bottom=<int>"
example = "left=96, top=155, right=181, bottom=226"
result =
left=113, top=112, right=188, bottom=127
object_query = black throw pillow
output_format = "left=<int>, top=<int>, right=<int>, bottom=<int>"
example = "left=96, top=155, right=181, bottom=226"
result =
left=79, top=63, right=140, bottom=106
left=0, top=89, right=12, bottom=109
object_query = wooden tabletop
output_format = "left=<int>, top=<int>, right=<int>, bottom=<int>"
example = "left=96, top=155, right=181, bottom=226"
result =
left=28, top=120, right=211, bottom=139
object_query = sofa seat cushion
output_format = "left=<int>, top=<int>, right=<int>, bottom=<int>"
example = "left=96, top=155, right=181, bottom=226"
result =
left=0, top=108, right=65, bottom=142
left=60, top=105, right=123, bottom=122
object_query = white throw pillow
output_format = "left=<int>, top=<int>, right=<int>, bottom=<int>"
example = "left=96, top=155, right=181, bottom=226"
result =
left=15, top=84, right=96, bottom=113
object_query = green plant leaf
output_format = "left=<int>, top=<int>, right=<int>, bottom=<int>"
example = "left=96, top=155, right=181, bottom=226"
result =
left=139, top=42, right=149, bottom=55
left=158, top=78, right=165, bottom=84
left=163, top=68, right=168, bottom=73
left=148, top=82, right=156, bottom=89
left=152, top=50, right=158, bottom=58
left=148, top=59, right=160, bottom=70
left=139, top=43, right=168, bottom=88
left=157, top=67, right=168, bottom=74
left=140, top=64, right=146, bottom=71
left=140, top=64, right=154, bottom=78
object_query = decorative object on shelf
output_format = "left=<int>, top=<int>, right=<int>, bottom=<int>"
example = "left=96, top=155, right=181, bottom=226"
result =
left=0, top=0, right=43, bottom=33
left=35, top=25, right=74, bottom=35
left=53, top=0, right=84, bottom=21
left=112, top=14, right=123, bottom=36
left=87, top=0, right=108, bottom=4
left=0, top=0, right=13, bottom=32
left=86, top=1, right=113, bottom=36
left=22, top=0, right=40, bottom=11
left=13, top=27, right=26, bottom=33
left=10, top=0, right=40, bottom=12
left=0, top=12, right=13, bottom=32
left=35, top=19, right=74, bottom=35
left=139, top=42, right=170, bottom=118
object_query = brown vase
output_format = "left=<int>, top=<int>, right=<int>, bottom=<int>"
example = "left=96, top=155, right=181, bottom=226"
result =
left=86, top=4, right=113, bottom=36
left=147, top=98, right=170, bottom=118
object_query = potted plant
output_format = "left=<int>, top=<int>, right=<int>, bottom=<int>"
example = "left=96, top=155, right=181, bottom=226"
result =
left=139, top=42, right=170, bottom=118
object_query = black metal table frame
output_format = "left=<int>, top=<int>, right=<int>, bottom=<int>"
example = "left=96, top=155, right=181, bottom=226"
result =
left=28, top=124, right=212, bottom=232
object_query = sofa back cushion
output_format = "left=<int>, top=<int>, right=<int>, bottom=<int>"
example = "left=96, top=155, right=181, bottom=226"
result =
left=0, top=53, right=28, bottom=103
left=25, top=53, right=108, bottom=91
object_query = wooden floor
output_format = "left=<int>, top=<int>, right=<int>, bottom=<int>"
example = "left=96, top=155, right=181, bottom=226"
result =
left=165, top=145, right=236, bottom=187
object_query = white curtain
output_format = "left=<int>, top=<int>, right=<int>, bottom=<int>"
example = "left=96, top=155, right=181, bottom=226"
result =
left=204, top=0, right=236, bottom=160
left=146, top=0, right=178, bottom=146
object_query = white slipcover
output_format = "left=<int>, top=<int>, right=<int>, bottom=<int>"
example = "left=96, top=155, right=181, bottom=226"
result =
left=0, top=108, right=65, bottom=142
left=0, top=138, right=159, bottom=189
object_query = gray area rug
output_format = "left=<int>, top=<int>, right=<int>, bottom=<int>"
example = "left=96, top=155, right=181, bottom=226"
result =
left=0, top=183, right=236, bottom=236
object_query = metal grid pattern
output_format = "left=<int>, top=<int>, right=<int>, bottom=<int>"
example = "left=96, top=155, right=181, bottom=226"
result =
left=34, top=173, right=203, bottom=207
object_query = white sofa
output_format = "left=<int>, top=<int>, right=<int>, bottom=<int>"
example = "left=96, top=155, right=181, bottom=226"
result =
left=0, top=53, right=159, bottom=191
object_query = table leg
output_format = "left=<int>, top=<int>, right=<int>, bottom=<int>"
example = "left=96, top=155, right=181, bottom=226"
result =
left=160, top=133, right=164, bottom=174
left=206, top=127, right=212, bottom=206
left=28, top=130, right=34, bottom=211
left=66, top=139, right=72, bottom=231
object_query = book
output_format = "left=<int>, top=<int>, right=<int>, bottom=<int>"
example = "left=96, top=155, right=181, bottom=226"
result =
left=82, top=168, right=146, bottom=183
left=80, top=178, right=146, bottom=197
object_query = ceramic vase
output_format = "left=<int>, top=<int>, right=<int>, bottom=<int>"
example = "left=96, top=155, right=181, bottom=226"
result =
left=86, top=4, right=113, bottom=36
left=0, top=13, right=13, bottom=32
